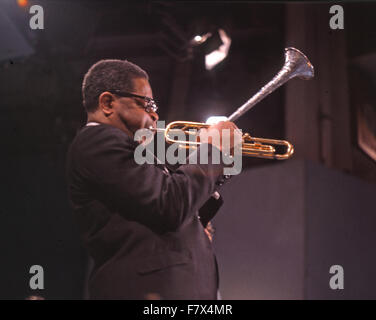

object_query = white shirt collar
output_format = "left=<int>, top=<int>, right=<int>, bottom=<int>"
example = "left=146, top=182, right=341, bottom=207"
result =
left=86, top=122, right=100, bottom=126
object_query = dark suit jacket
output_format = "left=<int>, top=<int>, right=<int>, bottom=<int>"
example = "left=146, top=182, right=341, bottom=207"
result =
left=66, top=123, right=226, bottom=300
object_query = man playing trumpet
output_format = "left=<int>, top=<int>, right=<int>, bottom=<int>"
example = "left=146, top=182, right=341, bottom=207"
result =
left=66, top=59, right=239, bottom=299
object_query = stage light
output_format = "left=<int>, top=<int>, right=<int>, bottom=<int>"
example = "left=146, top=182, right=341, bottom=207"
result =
left=205, top=29, right=231, bottom=70
left=190, top=32, right=212, bottom=46
left=17, top=0, right=28, bottom=8
left=194, top=35, right=202, bottom=42
left=206, top=116, right=228, bottom=124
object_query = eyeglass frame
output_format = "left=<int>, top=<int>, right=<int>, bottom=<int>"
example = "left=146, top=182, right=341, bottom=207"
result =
left=107, top=89, right=158, bottom=113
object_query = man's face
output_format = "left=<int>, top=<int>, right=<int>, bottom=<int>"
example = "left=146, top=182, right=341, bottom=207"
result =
left=112, top=77, right=158, bottom=135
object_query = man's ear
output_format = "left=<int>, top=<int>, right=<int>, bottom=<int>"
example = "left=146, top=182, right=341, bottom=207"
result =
left=98, top=92, right=115, bottom=117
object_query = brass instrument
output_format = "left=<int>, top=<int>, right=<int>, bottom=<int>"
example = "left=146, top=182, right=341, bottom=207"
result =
left=152, top=47, right=314, bottom=160
left=156, top=121, right=294, bottom=160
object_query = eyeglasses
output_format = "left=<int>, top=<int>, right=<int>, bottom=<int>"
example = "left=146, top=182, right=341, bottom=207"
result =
left=108, top=89, right=158, bottom=113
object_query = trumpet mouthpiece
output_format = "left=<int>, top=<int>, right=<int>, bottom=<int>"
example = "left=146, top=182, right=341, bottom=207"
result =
left=149, top=126, right=164, bottom=133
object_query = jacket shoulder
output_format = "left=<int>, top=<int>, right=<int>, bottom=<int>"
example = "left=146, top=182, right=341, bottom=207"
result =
left=66, top=124, right=137, bottom=176
left=71, top=124, right=136, bottom=149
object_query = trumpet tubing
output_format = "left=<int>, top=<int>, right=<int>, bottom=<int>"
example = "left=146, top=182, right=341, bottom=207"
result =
left=155, top=121, right=294, bottom=160
left=241, top=133, right=294, bottom=160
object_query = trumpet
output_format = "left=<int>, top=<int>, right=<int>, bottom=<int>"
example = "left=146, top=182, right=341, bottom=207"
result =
left=151, top=47, right=314, bottom=160
left=152, top=121, right=294, bottom=160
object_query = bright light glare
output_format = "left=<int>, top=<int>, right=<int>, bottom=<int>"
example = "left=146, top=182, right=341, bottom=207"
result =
left=194, top=35, right=202, bottom=42
left=190, top=32, right=212, bottom=46
left=206, top=116, right=228, bottom=125
left=205, top=29, right=231, bottom=70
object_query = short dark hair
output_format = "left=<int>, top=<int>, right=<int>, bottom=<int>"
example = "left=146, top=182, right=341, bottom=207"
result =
left=82, top=59, right=149, bottom=112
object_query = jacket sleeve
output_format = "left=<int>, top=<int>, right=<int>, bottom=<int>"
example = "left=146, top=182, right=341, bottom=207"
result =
left=76, top=126, right=226, bottom=231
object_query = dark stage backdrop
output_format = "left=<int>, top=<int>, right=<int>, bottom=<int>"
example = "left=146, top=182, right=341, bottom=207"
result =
left=214, top=159, right=376, bottom=299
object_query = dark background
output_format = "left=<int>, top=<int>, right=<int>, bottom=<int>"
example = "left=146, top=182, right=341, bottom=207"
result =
left=1, top=0, right=375, bottom=299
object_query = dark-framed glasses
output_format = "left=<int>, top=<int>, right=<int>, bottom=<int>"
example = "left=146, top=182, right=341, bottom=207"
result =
left=108, top=89, right=158, bottom=113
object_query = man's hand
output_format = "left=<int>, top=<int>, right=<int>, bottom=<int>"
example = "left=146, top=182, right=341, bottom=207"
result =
left=199, top=121, right=241, bottom=154
left=204, top=222, right=215, bottom=242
